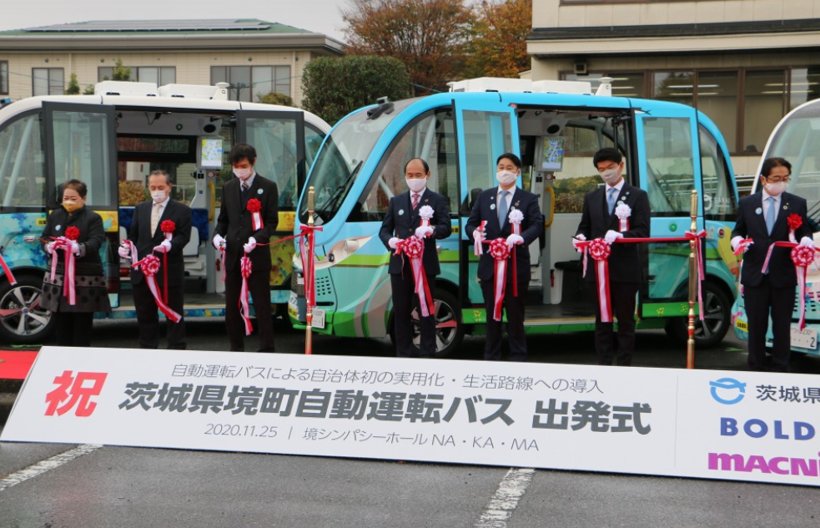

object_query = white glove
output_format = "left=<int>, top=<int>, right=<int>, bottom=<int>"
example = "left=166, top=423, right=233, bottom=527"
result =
left=506, top=234, right=524, bottom=248
left=800, top=236, right=814, bottom=248
left=153, top=239, right=172, bottom=254
left=572, top=234, right=586, bottom=253
left=70, top=240, right=81, bottom=256
left=243, top=236, right=257, bottom=253
left=472, top=229, right=485, bottom=245
left=212, top=233, right=226, bottom=250
left=604, top=230, right=623, bottom=245
left=45, top=241, right=56, bottom=255
left=731, top=235, right=752, bottom=253
left=388, top=237, right=400, bottom=249
left=415, top=225, right=434, bottom=239
left=117, top=243, right=130, bottom=258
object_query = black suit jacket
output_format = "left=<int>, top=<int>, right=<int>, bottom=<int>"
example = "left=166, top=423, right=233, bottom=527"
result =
left=465, top=187, right=544, bottom=281
left=41, top=206, right=106, bottom=276
left=128, top=199, right=192, bottom=287
left=379, top=189, right=452, bottom=276
left=575, top=182, right=650, bottom=284
left=732, top=191, right=812, bottom=288
left=215, top=174, right=279, bottom=273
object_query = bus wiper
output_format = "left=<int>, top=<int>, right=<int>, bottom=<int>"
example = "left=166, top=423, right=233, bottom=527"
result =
left=315, top=161, right=363, bottom=219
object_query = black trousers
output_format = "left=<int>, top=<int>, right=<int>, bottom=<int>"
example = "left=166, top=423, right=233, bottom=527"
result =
left=133, top=279, right=186, bottom=349
left=225, top=267, right=274, bottom=352
left=592, top=280, right=638, bottom=366
left=390, top=271, right=436, bottom=357
left=480, top=273, right=529, bottom=362
left=54, top=311, right=94, bottom=347
left=744, top=276, right=793, bottom=372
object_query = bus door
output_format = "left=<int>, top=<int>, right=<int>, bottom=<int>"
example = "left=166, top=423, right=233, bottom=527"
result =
left=634, top=105, right=703, bottom=318
left=42, top=102, right=119, bottom=305
left=452, top=98, right=520, bottom=315
left=236, top=110, right=306, bottom=304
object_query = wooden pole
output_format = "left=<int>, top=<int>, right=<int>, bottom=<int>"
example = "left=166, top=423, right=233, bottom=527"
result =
left=305, top=186, right=315, bottom=356
left=687, top=189, right=698, bottom=369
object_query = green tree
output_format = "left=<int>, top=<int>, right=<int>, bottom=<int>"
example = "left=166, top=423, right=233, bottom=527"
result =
left=82, top=85, right=96, bottom=95
left=258, top=92, right=294, bottom=106
left=112, top=59, right=131, bottom=81
left=343, top=0, right=474, bottom=93
left=467, top=0, right=532, bottom=78
left=66, top=73, right=81, bottom=95
left=302, top=55, right=411, bottom=124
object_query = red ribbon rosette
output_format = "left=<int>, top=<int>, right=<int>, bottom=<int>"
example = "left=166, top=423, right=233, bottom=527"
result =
left=488, top=238, right=511, bottom=321
left=57, top=226, right=80, bottom=305
left=65, top=226, right=80, bottom=240
left=134, top=254, right=181, bottom=323
left=160, top=219, right=175, bottom=235
left=247, top=198, right=263, bottom=231
left=792, top=244, right=815, bottom=331
left=587, top=238, right=613, bottom=323
left=787, top=213, right=802, bottom=243
left=396, top=236, right=434, bottom=317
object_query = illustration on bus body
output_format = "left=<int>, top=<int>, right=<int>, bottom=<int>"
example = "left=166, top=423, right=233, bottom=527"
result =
left=732, top=97, right=820, bottom=358
left=0, top=81, right=329, bottom=344
left=288, top=77, right=740, bottom=356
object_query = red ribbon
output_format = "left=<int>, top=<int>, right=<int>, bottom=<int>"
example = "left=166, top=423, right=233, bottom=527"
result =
left=133, top=254, right=181, bottom=323
left=247, top=199, right=263, bottom=231
left=0, top=251, right=17, bottom=286
left=488, top=238, right=510, bottom=321
left=298, top=224, right=323, bottom=311
left=395, top=236, right=435, bottom=317
left=160, top=220, right=175, bottom=304
left=760, top=240, right=819, bottom=331
left=239, top=254, right=254, bottom=336
left=577, top=232, right=707, bottom=323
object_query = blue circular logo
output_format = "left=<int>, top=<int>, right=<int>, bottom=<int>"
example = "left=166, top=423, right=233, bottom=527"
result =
left=709, top=377, right=746, bottom=405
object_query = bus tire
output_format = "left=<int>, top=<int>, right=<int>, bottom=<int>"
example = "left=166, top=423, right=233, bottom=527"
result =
left=0, top=274, right=55, bottom=344
left=664, top=280, right=731, bottom=349
left=389, top=288, right=465, bottom=358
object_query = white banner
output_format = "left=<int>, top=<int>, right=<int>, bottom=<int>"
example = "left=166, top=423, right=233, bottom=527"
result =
left=2, top=347, right=818, bottom=487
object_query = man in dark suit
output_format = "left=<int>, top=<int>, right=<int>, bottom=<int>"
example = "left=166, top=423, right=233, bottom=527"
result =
left=212, top=144, right=279, bottom=352
left=574, top=148, right=650, bottom=366
left=119, top=170, right=192, bottom=349
left=731, top=157, right=813, bottom=372
left=379, top=158, right=452, bottom=357
left=465, top=152, right=544, bottom=361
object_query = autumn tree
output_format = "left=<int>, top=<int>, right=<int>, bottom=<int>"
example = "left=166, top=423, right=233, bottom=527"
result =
left=342, top=0, right=475, bottom=93
left=467, top=0, right=532, bottom=78
left=302, top=55, right=411, bottom=124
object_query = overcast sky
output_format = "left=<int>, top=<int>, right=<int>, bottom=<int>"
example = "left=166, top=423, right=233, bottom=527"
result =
left=0, top=0, right=350, bottom=41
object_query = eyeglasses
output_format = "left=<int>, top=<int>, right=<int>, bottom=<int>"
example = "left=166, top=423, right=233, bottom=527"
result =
left=765, top=175, right=790, bottom=183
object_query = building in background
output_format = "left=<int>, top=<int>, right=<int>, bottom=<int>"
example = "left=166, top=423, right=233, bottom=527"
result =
left=0, top=19, right=344, bottom=106
left=527, top=0, right=820, bottom=179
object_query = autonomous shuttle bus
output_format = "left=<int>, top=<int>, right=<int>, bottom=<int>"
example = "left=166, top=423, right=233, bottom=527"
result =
left=0, top=81, right=329, bottom=343
left=732, top=97, right=820, bottom=357
left=289, top=77, right=741, bottom=356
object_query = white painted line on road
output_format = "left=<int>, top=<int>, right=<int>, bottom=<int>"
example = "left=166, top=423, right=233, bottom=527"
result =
left=0, top=444, right=101, bottom=492
left=474, top=467, right=535, bottom=528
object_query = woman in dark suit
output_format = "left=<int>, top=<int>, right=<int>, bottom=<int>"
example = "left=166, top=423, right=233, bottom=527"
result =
left=41, top=179, right=110, bottom=346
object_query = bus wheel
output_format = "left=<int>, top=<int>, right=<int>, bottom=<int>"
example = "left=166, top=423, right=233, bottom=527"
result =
left=408, top=289, right=464, bottom=358
left=665, top=281, right=731, bottom=349
left=0, top=275, right=55, bottom=344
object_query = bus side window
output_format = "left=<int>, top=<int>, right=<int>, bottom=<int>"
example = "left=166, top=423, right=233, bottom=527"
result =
left=0, top=113, right=45, bottom=208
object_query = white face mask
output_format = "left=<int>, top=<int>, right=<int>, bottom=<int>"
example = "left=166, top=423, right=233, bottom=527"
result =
left=764, top=181, right=786, bottom=196
left=601, top=168, right=621, bottom=185
left=406, top=178, right=427, bottom=193
left=496, top=171, right=517, bottom=187
left=151, top=190, right=168, bottom=203
left=233, top=167, right=253, bottom=180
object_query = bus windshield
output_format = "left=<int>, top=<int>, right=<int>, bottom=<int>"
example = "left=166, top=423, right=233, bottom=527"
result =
left=300, top=98, right=416, bottom=223
left=766, top=101, right=820, bottom=201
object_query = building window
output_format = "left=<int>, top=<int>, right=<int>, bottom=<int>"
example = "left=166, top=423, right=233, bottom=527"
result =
left=32, top=68, right=64, bottom=96
left=789, top=67, right=820, bottom=110
left=0, top=61, right=8, bottom=94
left=743, top=70, right=786, bottom=154
left=98, top=66, right=176, bottom=85
left=211, top=65, right=292, bottom=102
